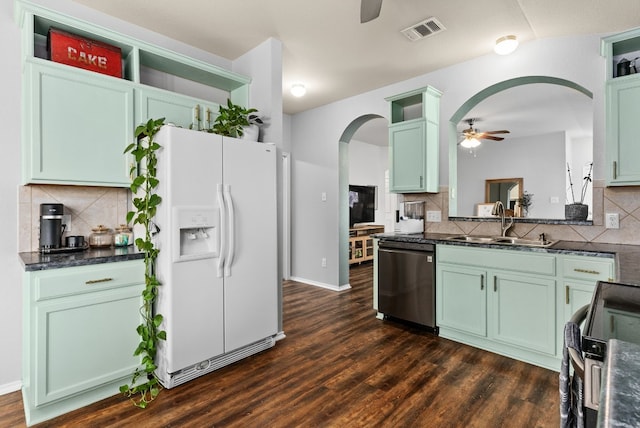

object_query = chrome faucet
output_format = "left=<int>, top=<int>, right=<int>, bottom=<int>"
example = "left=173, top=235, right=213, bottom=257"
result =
left=492, top=201, right=514, bottom=237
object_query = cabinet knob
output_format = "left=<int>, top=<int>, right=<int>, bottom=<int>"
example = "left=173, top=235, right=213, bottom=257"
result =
left=613, top=161, right=617, bottom=180
left=480, top=274, right=484, bottom=290
left=493, top=276, right=497, bottom=292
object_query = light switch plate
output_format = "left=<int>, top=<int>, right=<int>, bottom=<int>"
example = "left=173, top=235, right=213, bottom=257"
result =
left=606, top=213, right=619, bottom=229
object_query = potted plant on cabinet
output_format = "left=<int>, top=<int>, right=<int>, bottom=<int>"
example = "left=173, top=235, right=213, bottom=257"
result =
left=120, top=117, right=167, bottom=408
left=208, top=98, right=262, bottom=141
left=565, top=162, right=593, bottom=221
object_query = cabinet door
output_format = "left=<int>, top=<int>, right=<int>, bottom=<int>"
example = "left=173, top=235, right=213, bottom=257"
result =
left=562, top=281, right=596, bottom=324
left=389, top=120, right=426, bottom=192
left=25, top=60, right=134, bottom=187
left=33, top=286, right=142, bottom=406
left=606, top=78, right=640, bottom=185
left=490, top=272, right=556, bottom=355
left=137, top=86, right=219, bottom=131
left=436, top=264, right=487, bottom=337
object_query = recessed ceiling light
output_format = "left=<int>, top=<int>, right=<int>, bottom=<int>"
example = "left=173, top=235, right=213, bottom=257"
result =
left=494, top=35, right=518, bottom=55
left=290, top=83, right=307, bottom=97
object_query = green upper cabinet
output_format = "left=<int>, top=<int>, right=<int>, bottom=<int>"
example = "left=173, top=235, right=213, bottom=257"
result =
left=23, top=59, right=134, bottom=187
left=386, top=86, right=441, bottom=193
left=605, top=78, right=640, bottom=184
left=136, top=86, right=220, bottom=131
left=15, top=1, right=250, bottom=187
left=602, top=27, right=640, bottom=185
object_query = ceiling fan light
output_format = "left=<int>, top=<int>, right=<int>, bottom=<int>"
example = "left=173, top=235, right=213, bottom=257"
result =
left=460, top=137, right=481, bottom=149
left=494, top=35, right=518, bottom=55
left=290, top=83, right=307, bottom=97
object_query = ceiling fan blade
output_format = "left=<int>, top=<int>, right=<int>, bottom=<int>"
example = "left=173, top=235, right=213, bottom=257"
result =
left=483, top=130, right=510, bottom=134
left=482, top=135, right=505, bottom=141
left=361, top=0, right=383, bottom=23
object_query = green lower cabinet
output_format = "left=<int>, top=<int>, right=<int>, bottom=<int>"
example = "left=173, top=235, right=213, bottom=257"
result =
left=137, top=86, right=219, bottom=131
left=22, top=260, right=144, bottom=426
left=23, top=59, right=134, bottom=187
left=436, top=265, right=487, bottom=337
left=436, top=246, right=616, bottom=372
left=436, top=245, right=559, bottom=370
left=490, top=273, right=556, bottom=356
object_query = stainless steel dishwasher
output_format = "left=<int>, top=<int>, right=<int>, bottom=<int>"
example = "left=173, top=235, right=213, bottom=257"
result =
left=377, top=239, right=437, bottom=332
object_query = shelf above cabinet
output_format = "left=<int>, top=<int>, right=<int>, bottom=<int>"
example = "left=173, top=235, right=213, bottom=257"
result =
left=16, top=0, right=251, bottom=106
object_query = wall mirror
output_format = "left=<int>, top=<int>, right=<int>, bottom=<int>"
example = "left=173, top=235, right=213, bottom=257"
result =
left=449, top=77, right=594, bottom=221
left=485, top=177, right=523, bottom=215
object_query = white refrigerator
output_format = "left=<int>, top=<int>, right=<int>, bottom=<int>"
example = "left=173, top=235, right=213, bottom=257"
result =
left=152, top=125, right=279, bottom=388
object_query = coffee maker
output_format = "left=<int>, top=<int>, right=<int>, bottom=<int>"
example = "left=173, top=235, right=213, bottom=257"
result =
left=39, top=203, right=65, bottom=250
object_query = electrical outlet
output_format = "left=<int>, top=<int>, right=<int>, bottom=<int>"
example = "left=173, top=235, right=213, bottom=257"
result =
left=606, top=213, right=619, bottom=229
left=426, top=210, right=441, bottom=222
left=321, top=257, right=327, bottom=268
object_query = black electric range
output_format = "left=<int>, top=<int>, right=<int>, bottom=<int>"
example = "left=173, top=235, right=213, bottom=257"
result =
left=580, top=281, right=640, bottom=428
left=583, top=281, right=640, bottom=360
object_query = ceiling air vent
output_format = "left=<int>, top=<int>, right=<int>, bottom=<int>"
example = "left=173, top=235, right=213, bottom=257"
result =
left=401, top=17, right=446, bottom=42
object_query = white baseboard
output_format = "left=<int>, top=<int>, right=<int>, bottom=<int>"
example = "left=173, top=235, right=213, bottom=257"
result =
left=0, top=381, right=21, bottom=396
left=289, top=276, right=351, bottom=292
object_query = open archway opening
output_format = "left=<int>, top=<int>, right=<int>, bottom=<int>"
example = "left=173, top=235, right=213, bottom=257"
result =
left=338, top=114, right=389, bottom=287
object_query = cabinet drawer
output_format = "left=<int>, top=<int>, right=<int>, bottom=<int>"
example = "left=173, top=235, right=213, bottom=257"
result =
left=437, top=245, right=556, bottom=276
left=32, top=260, right=144, bottom=301
left=561, top=256, right=614, bottom=282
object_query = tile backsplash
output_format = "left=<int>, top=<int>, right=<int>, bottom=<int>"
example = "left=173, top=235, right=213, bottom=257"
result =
left=19, top=184, right=130, bottom=252
left=405, top=180, right=640, bottom=246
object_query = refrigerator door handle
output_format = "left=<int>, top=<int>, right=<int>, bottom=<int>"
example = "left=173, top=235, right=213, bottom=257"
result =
left=217, top=183, right=226, bottom=278
left=224, top=184, right=235, bottom=277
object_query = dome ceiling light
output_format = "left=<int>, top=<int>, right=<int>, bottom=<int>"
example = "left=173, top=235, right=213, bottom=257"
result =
left=494, top=35, right=518, bottom=55
left=290, top=83, right=307, bottom=97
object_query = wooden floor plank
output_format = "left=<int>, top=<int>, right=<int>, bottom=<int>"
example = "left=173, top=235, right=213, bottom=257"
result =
left=0, top=263, right=560, bottom=427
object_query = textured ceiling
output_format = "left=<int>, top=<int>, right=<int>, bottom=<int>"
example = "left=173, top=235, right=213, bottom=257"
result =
left=71, top=0, right=640, bottom=115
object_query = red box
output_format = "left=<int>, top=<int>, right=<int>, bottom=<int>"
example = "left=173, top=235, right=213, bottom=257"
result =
left=48, top=28, right=122, bottom=78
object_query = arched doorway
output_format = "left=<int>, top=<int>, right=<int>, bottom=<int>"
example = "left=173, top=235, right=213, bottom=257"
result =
left=338, top=114, right=389, bottom=286
left=448, top=75, right=593, bottom=218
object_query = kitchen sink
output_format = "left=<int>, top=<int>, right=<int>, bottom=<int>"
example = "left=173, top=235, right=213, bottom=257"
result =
left=445, top=235, right=495, bottom=243
left=445, top=235, right=557, bottom=248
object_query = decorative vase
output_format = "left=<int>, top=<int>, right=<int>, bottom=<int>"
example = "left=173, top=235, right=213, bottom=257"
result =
left=565, top=203, right=588, bottom=221
left=241, top=124, right=259, bottom=142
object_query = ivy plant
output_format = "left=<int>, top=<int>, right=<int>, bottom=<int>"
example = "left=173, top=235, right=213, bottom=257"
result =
left=120, top=117, right=167, bottom=408
left=209, top=98, right=258, bottom=137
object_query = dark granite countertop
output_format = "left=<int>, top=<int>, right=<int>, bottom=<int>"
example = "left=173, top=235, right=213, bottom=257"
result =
left=19, top=246, right=145, bottom=271
left=598, top=339, right=640, bottom=427
left=374, top=232, right=640, bottom=285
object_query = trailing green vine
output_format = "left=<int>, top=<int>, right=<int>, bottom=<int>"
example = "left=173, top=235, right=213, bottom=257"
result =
left=120, top=117, right=167, bottom=408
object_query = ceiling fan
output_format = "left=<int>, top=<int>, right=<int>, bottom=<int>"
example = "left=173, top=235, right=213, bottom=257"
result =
left=460, top=118, right=510, bottom=148
left=361, top=0, right=383, bottom=23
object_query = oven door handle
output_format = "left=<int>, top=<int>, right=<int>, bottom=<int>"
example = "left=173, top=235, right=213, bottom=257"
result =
left=568, top=304, right=589, bottom=379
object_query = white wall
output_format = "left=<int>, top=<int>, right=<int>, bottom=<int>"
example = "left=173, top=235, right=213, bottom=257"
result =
left=348, top=140, right=387, bottom=225
left=1, top=0, right=281, bottom=393
left=0, top=0, right=23, bottom=394
left=289, top=34, right=606, bottom=288
left=458, top=131, right=566, bottom=219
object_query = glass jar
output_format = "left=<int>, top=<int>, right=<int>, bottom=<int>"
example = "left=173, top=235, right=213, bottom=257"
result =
left=114, top=224, right=133, bottom=247
left=89, top=225, right=114, bottom=248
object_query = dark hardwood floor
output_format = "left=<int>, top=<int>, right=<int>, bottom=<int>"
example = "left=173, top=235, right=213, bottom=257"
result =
left=1, top=263, right=560, bottom=427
